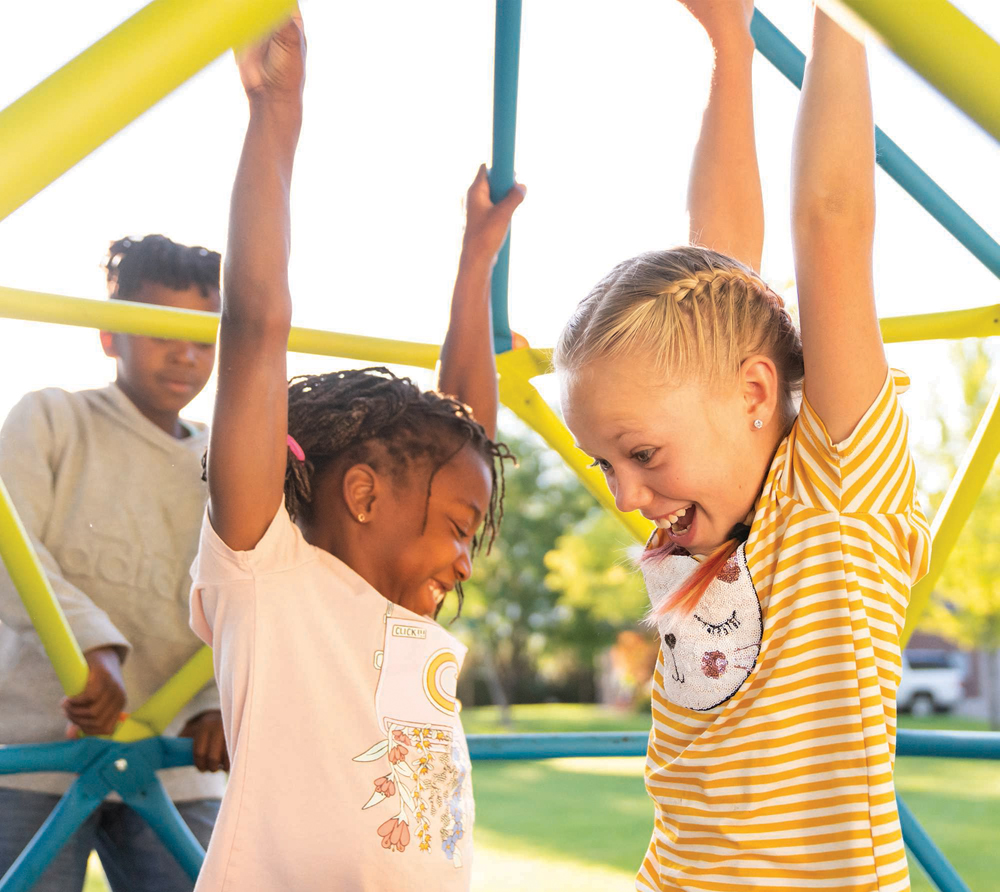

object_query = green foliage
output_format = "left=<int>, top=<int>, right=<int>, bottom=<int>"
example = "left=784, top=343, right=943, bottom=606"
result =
left=544, top=510, right=648, bottom=626
left=453, top=423, right=651, bottom=704
left=922, top=342, right=1000, bottom=653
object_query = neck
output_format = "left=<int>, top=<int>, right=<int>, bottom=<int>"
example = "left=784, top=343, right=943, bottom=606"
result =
left=299, top=517, right=395, bottom=600
left=116, top=378, right=185, bottom=439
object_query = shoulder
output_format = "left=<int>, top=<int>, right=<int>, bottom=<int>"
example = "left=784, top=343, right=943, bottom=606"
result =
left=1, top=386, right=92, bottom=436
left=193, top=501, right=317, bottom=584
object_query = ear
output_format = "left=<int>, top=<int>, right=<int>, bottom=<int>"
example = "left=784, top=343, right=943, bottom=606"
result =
left=99, top=331, right=118, bottom=359
left=341, top=463, right=380, bottom=522
left=739, top=354, right=779, bottom=430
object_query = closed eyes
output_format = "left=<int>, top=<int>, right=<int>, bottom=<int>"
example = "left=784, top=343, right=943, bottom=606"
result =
left=693, top=611, right=741, bottom=636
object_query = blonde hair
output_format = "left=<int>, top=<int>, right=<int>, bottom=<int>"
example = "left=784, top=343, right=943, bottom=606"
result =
left=554, top=246, right=804, bottom=615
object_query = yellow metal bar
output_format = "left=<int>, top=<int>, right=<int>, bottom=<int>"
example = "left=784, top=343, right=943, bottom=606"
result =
left=0, top=287, right=440, bottom=369
left=118, top=647, right=215, bottom=741
left=902, top=378, right=1000, bottom=646
left=827, top=0, right=1000, bottom=143
left=880, top=304, right=1000, bottom=344
left=6, top=288, right=999, bottom=360
left=0, top=477, right=87, bottom=696
left=496, top=353, right=652, bottom=544
left=0, top=0, right=297, bottom=222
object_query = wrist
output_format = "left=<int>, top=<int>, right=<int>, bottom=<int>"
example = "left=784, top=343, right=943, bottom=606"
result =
left=457, top=249, right=494, bottom=281
left=708, top=29, right=756, bottom=60
left=248, top=94, right=304, bottom=132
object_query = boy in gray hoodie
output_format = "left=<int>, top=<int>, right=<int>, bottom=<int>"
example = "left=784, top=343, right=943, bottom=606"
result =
left=0, top=235, right=226, bottom=892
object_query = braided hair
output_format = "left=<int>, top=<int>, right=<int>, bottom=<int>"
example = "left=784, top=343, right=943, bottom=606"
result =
left=104, top=235, right=220, bottom=300
left=555, top=246, right=803, bottom=420
left=283, top=367, right=515, bottom=617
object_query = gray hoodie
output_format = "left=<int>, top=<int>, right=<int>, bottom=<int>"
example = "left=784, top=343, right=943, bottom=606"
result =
left=0, top=384, right=224, bottom=802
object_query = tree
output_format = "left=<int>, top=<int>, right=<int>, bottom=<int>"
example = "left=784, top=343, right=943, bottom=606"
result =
left=921, top=341, right=1000, bottom=729
left=453, top=423, right=655, bottom=719
left=454, top=427, right=594, bottom=720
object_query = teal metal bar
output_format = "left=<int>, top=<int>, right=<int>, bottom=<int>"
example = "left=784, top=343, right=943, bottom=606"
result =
left=465, top=729, right=1000, bottom=761
left=489, top=0, right=522, bottom=354
left=468, top=731, right=646, bottom=760
left=898, top=795, right=972, bottom=892
left=0, top=738, right=202, bottom=891
left=751, top=10, right=1000, bottom=281
left=896, top=728, right=1000, bottom=759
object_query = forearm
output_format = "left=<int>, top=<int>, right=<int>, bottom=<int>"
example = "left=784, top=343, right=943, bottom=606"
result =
left=792, top=9, right=875, bottom=228
left=209, top=96, right=302, bottom=548
left=790, top=7, right=884, bottom=442
left=438, top=254, right=498, bottom=440
left=687, top=30, right=763, bottom=270
left=223, top=97, right=301, bottom=332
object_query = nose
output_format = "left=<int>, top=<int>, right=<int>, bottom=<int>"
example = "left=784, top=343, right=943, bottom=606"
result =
left=170, top=341, right=199, bottom=365
left=453, top=548, right=472, bottom=584
left=613, top=468, right=651, bottom=514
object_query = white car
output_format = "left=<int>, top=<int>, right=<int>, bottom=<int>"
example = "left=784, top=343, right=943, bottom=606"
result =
left=897, top=650, right=965, bottom=716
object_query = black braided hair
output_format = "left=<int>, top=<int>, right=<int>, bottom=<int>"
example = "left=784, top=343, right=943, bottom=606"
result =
left=104, top=235, right=220, bottom=300
left=284, top=367, right=515, bottom=618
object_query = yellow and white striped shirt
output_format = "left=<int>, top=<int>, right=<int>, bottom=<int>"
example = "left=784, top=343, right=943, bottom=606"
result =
left=638, top=369, right=931, bottom=892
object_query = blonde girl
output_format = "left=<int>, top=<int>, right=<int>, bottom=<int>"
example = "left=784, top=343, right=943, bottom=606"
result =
left=555, top=2, right=930, bottom=890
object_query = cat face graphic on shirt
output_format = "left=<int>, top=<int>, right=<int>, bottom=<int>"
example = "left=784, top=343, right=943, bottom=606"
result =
left=641, top=543, right=762, bottom=711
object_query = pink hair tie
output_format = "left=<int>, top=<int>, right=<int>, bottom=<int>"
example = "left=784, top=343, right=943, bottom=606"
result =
left=286, top=435, right=305, bottom=462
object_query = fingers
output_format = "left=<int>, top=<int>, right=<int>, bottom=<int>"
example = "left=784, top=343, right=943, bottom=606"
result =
left=61, top=693, right=121, bottom=735
left=183, top=715, right=230, bottom=772
left=497, top=182, right=527, bottom=216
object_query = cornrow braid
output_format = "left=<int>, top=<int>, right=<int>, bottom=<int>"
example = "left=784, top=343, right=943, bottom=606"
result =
left=661, top=267, right=787, bottom=312
left=104, top=234, right=220, bottom=300
left=283, top=367, right=515, bottom=618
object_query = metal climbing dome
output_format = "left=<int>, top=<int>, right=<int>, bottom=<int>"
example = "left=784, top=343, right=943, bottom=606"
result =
left=0, top=2, right=998, bottom=890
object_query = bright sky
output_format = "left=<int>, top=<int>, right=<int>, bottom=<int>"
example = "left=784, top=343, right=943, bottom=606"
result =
left=1, top=0, right=998, bottom=484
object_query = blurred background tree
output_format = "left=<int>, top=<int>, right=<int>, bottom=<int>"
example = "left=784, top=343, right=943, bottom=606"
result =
left=920, top=342, right=1000, bottom=729
left=453, top=423, right=655, bottom=724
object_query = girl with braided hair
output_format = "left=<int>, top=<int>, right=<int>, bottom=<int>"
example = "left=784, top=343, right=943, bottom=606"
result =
left=556, top=3, right=929, bottom=890
left=187, top=14, right=522, bottom=891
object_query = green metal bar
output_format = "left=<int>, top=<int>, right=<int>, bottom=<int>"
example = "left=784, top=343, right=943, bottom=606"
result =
left=0, top=0, right=297, bottom=222
left=0, top=287, right=440, bottom=370
left=0, top=478, right=87, bottom=696
left=828, top=0, right=1000, bottom=143
left=121, top=647, right=215, bottom=740
left=903, top=377, right=1000, bottom=645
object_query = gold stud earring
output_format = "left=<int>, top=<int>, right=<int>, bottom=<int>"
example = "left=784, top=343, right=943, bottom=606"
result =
left=357, top=513, right=366, bottom=523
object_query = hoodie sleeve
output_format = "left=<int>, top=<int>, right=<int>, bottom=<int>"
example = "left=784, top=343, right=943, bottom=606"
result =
left=0, top=392, right=131, bottom=658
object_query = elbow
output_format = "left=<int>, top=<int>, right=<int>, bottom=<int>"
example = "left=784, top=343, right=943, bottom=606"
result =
left=793, top=188, right=874, bottom=237
left=220, top=286, right=292, bottom=341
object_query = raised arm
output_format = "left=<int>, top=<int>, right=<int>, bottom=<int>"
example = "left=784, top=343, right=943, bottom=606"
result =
left=678, top=0, right=763, bottom=271
left=791, top=7, right=886, bottom=443
left=207, top=17, right=305, bottom=550
left=437, top=165, right=524, bottom=441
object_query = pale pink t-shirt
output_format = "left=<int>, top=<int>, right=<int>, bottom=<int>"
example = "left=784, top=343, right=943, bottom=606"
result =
left=189, top=505, right=474, bottom=891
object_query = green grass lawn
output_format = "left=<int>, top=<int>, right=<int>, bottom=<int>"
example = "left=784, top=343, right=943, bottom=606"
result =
left=79, top=704, right=997, bottom=891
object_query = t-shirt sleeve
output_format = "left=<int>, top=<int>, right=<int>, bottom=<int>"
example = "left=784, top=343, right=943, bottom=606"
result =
left=188, top=501, right=308, bottom=645
left=0, top=390, right=131, bottom=656
left=781, top=368, right=930, bottom=585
